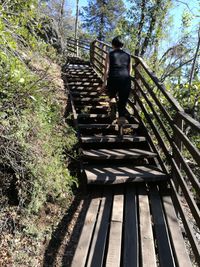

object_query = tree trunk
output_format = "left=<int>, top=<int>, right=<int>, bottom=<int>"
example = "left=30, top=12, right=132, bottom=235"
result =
left=188, top=25, right=200, bottom=90
left=75, top=0, right=79, bottom=57
left=98, top=1, right=106, bottom=41
left=135, top=0, right=146, bottom=56
left=75, top=0, right=79, bottom=40
left=58, top=0, right=65, bottom=36
left=140, top=0, right=161, bottom=57
left=57, top=0, right=65, bottom=53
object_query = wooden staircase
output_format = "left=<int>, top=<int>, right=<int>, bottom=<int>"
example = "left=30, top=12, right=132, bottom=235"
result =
left=62, top=40, right=200, bottom=266
left=65, top=58, right=168, bottom=186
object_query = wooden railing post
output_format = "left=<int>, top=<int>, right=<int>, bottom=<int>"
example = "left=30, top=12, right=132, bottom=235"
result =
left=90, top=40, right=95, bottom=66
left=134, top=60, right=142, bottom=109
left=76, top=39, right=79, bottom=57
left=172, top=113, right=184, bottom=193
left=102, top=44, right=106, bottom=64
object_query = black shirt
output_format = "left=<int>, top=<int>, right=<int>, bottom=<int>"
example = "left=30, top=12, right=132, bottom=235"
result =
left=108, top=49, right=130, bottom=79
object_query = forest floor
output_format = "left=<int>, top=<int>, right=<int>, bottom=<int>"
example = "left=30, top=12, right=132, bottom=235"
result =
left=0, top=189, right=87, bottom=267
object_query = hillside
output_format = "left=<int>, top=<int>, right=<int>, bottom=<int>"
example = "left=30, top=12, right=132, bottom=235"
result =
left=0, top=1, right=78, bottom=265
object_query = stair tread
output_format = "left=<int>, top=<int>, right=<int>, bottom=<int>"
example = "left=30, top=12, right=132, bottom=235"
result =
left=73, top=97, right=107, bottom=102
left=75, top=105, right=109, bottom=109
left=78, top=114, right=110, bottom=118
left=85, top=164, right=168, bottom=184
left=82, top=148, right=157, bottom=160
left=72, top=92, right=102, bottom=96
left=78, top=124, right=139, bottom=130
left=81, top=135, right=146, bottom=143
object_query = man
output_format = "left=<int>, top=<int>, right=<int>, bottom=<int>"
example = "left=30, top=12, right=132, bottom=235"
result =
left=101, top=36, right=132, bottom=125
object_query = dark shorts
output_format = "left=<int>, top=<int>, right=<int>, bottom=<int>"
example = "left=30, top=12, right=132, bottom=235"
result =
left=107, top=77, right=131, bottom=98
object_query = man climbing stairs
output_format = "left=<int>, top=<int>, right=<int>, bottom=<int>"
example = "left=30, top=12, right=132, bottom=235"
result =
left=62, top=55, right=198, bottom=267
left=65, top=57, right=168, bottom=186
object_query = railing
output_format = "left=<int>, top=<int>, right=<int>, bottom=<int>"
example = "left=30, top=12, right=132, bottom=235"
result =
left=65, top=38, right=90, bottom=59
left=66, top=38, right=200, bottom=263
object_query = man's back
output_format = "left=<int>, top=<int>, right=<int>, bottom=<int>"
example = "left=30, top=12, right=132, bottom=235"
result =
left=109, top=49, right=130, bottom=79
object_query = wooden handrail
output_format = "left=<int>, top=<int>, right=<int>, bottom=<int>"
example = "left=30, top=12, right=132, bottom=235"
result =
left=178, top=111, right=200, bottom=132
left=133, top=56, right=184, bottom=112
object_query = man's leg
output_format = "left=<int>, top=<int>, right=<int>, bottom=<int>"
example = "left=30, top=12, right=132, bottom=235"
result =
left=107, top=79, right=118, bottom=121
left=117, top=79, right=131, bottom=125
left=118, top=82, right=131, bottom=117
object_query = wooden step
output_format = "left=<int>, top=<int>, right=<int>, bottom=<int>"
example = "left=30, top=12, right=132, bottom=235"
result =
left=78, top=124, right=139, bottom=129
left=71, top=91, right=103, bottom=97
left=78, top=114, right=110, bottom=119
left=84, top=165, right=168, bottom=184
left=81, top=135, right=146, bottom=143
left=75, top=106, right=109, bottom=113
left=67, top=77, right=100, bottom=82
left=70, top=184, right=192, bottom=267
left=70, top=85, right=100, bottom=90
left=73, top=97, right=109, bottom=103
left=77, top=114, right=139, bottom=124
left=70, top=87, right=102, bottom=92
left=68, top=82, right=100, bottom=87
left=66, top=71, right=95, bottom=76
left=82, top=148, right=157, bottom=160
left=67, top=64, right=91, bottom=69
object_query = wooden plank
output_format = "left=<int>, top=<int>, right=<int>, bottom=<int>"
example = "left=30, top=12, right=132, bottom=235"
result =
left=73, top=97, right=108, bottom=102
left=81, top=135, right=146, bottom=143
left=76, top=105, right=109, bottom=109
left=171, top=158, right=200, bottom=227
left=86, top=189, right=113, bottom=267
left=172, top=142, right=200, bottom=196
left=78, top=114, right=110, bottom=119
left=138, top=185, right=157, bottom=267
left=82, top=148, right=157, bottom=160
left=173, top=125, right=200, bottom=165
left=133, top=57, right=184, bottom=112
left=68, top=82, right=99, bottom=87
left=133, top=92, right=171, bottom=159
left=105, top=189, right=124, bottom=267
left=178, top=111, right=200, bottom=132
left=134, top=68, right=173, bottom=125
left=71, top=195, right=101, bottom=267
left=128, top=102, right=169, bottom=174
left=72, top=92, right=101, bottom=96
left=93, top=46, right=106, bottom=59
left=79, top=124, right=139, bottom=129
left=123, top=186, right=139, bottom=267
left=135, top=78, right=171, bottom=143
left=85, top=165, right=168, bottom=184
left=149, top=184, right=175, bottom=267
left=162, top=192, right=193, bottom=267
left=169, top=180, right=200, bottom=263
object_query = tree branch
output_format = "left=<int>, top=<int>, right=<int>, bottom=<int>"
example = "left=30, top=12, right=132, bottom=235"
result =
left=160, top=57, right=194, bottom=82
left=174, top=0, right=195, bottom=15
left=188, top=25, right=200, bottom=90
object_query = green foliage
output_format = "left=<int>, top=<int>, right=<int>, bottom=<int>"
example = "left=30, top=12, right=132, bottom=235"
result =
left=0, top=1, right=77, bottom=213
left=173, top=81, right=200, bottom=119
left=127, top=0, right=172, bottom=57
left=81, top=0, right=125, bottom=41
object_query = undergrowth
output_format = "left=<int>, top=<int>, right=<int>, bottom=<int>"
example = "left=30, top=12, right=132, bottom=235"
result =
left=0, top=1, right=78, bottom=265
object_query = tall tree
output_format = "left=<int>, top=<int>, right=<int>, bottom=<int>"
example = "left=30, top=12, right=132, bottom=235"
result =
left=81, top=0, right=125, bottom=41
left=39, top=0, right=75, bottom=40
left=127, top=0, right=172, bottom=57
left=75, top=0, right=79, bottom=39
